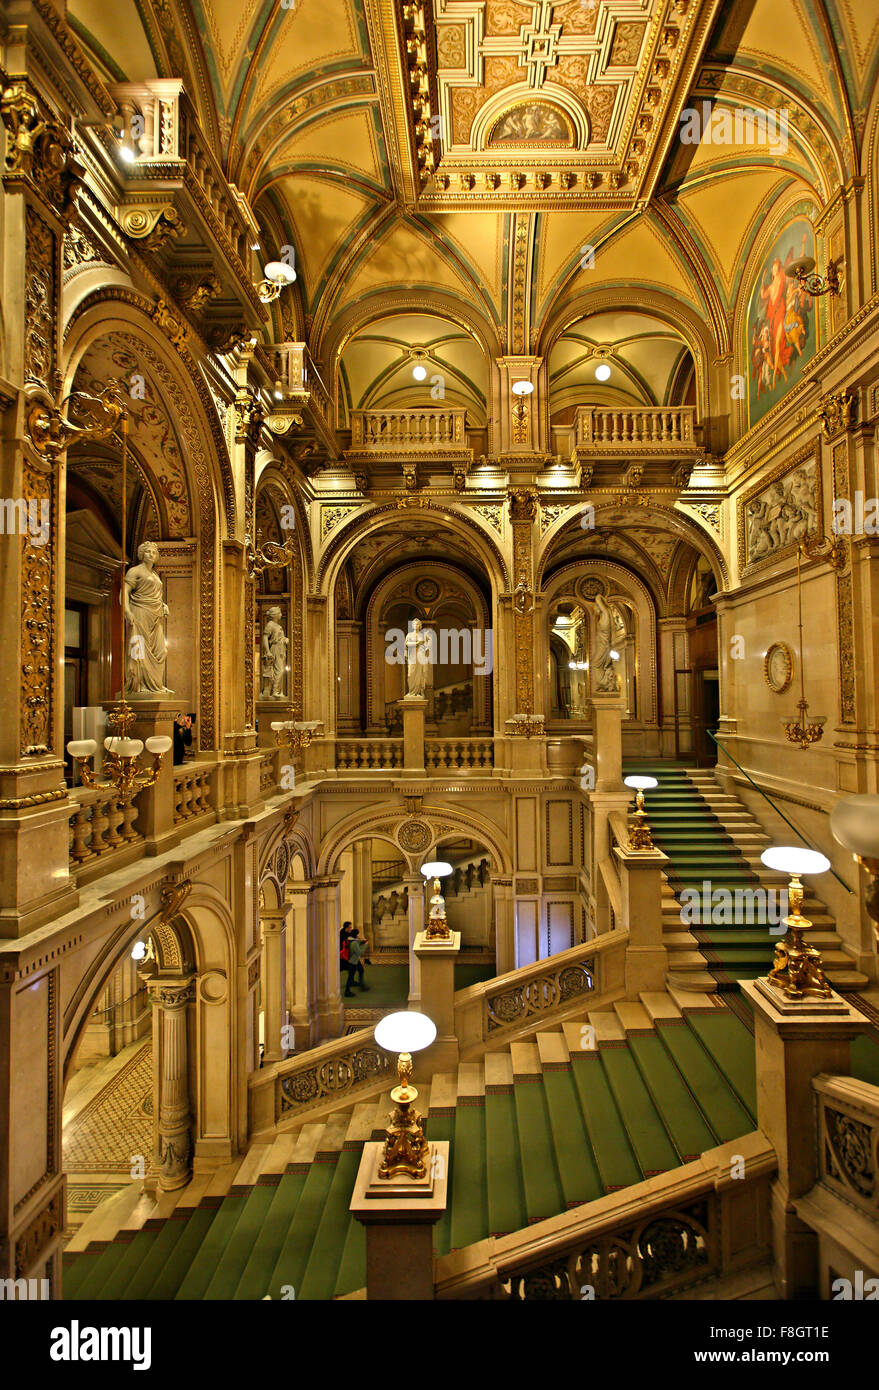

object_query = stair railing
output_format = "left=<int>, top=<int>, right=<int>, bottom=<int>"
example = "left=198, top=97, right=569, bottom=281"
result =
left=454, top=929, right=627, bottom=1054
left=709, top=730, right=853, bottom=895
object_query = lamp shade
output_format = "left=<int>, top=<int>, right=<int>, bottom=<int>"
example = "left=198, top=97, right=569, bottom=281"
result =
left=104, top=736, right=144, bottom=758
left=145, top=735, right=172, bottom=755
left=830, top=795, right=879, bottom=858
left=374, top=1011, right=437, bottom=1054
left=511, top=379, right=533, bottom=395
left=264, top=260, right=296, bottom=285
left=786, top=255, right=816, bottom=279
left=421, top=860, right=452, bottom=879
left=270, top=721, right=285, bottom=731
left=67, top=739, right=97, bottom=758
left=761, top=846, right=830, bottom=876
left=624, top=775, right=658, bottom=791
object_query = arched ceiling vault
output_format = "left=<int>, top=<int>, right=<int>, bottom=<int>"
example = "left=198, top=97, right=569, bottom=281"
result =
left=67, top=0, right=873, bottom=418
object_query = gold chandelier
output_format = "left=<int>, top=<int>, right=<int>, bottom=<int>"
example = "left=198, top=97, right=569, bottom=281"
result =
left=67, top=412, right=172, bottom=792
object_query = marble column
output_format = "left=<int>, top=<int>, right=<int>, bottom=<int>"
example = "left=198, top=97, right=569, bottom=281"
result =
left=285, top=881, right=315, bottom=1050
left=147, top=974, right=195, bottom=1192
left=405, top=875, right=426, bottom=1006
left=414, top=930, right=461, bottom=1072
left=313, top=875, right=344, bottom=1038
left=590, top=690, right=627, bottom=791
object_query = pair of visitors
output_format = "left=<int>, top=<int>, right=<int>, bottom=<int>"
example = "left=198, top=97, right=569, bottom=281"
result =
left=343, top=928, right=369, bottom=998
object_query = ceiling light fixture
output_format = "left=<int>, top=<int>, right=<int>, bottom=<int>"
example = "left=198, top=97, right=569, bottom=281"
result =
left=257, top=260, right=296, bottom=303
left=594, top=362, right=611, bottom=381
left=511, top=380, right=534, bottom=395
left=412, top=363, right=428, bottom=381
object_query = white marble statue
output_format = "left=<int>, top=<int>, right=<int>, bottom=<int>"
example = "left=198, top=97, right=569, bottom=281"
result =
left=124, top=541, right=173, bottom=697
left=260, top=606, right=288, bottom=699
left=404, top=617, right=431, bottom=698
left=591, top=593, right=620, bottom=694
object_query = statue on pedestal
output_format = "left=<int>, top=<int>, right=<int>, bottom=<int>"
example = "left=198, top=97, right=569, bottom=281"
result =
left=404, top=618, right=432, bottom=698
left=124, top=541, right=173, bottom=697
left=260, top=606, right=288, bottom=699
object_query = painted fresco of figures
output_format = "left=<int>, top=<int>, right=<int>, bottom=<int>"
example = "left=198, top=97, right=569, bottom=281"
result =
left=747, top=218, right=816, bottom=427
left=124, top=541, right=173, bottom=697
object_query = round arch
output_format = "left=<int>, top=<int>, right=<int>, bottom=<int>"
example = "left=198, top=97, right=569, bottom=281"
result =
left=316, top=802, right=514, bottom=879
left=61, top=294, right=234, bottom=750
left=536, top=500, right=729, bottom=592
left=536, top=285, right=719, bottom=423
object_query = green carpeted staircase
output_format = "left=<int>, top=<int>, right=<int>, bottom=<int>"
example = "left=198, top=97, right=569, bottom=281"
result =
left=65, top=989, right=766, bottom=1300
left=62, top=983, right=879, bottom=1301
left=625, top=764, right=869, bottom=994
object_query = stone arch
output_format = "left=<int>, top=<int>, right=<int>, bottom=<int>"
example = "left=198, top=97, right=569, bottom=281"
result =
left=61, top=292, right=235, bottom=751
left=316, top=802, right=513, bottom=879
left=320, top=289, right=502, bottom=415
left=363, top=558, right=493, bottom=732
left=536, top=285, right=718, bottom=422
left=536, top=500, right=729, bottom=592
left=541, top=557, right=659, bottom=725
left=318, top=502, right=510, bottom=594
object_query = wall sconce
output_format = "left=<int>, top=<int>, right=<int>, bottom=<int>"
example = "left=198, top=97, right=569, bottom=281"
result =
left=786, top=255, right=842, bottom=298
left=830, top=795, right=879, bottom=950
left=257, top=260, right=296, bottom=304
left=421, top=860, right=453, bottom=940
left=271, top=720, right=322, bottom=757
left=624, top=775, right=657, bottom=849
left=373, top=1011, right=437, bottom=1179
left=68, top=703, right=171, bottom=797
left=760, top=846, right=832, bottom=1000
left=511, top=379, right=533, bottom=443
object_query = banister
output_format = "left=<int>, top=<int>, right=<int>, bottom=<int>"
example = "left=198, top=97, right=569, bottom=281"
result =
left=709, top=730, right=853, bottom=894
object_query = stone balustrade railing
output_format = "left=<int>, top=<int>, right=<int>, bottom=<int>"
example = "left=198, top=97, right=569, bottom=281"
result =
left=454, top=929, right=627, bottom=1055
left=249, top=1027, right=394, bottom=1134
left=435, top=1130, right=776, bottom=1299
left=804, top=1073, right=879, bottom=1231
left=172, top=762, right=216, bottom=825
left=68, top=786, right=143, bottom=870
left=425, top=738, right=494, bottom=772
left=336, top=739, right=403, bottom=772
left=350, top=409, right=468, bottom=451
left=574, top=406, right=697, bottom=450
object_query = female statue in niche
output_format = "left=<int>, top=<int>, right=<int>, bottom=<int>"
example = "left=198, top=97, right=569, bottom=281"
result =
left=591, top=593, right=621, bottom=694
left=404, top=617, right=432, bottom=697
left=261, top=606, right=288, bottom=699
left=124, top=540, right=173, bottom=697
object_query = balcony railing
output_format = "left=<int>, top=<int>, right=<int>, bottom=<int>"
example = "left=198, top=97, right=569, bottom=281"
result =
left=573, top=406, right=697, bottom=451
left=349, top=409, right=469, bottom=452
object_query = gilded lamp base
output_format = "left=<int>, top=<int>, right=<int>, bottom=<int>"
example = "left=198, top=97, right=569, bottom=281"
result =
left=378, top=1084, right=429, bottom=1180
left=766, top=874, right=832, bottom=1002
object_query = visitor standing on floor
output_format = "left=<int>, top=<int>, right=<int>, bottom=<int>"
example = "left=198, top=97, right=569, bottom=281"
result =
left=343, top=928, right=369, bottom=997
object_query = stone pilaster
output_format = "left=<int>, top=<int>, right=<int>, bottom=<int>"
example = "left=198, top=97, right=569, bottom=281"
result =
left=261, top=905, right=289, bottom=1062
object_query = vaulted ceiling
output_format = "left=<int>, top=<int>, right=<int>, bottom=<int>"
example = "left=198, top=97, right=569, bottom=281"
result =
left=68, top=0, right=879, bottom=413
